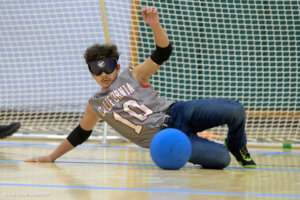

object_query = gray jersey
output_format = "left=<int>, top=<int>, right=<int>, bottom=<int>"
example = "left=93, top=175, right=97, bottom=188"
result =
left=89, top=68, right=174, bottom=148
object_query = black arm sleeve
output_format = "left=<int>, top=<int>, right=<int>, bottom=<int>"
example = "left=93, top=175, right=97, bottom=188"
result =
left=66, top=125, right=92, bottom=147
left=150, top=43, right=172, bottom=65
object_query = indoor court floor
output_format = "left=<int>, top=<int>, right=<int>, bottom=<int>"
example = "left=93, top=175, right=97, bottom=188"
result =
left=0, top=138, right=299, bottom=200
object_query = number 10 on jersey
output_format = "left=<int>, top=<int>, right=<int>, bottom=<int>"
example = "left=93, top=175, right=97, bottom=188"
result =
left=113, top=100, right=154, bottom=134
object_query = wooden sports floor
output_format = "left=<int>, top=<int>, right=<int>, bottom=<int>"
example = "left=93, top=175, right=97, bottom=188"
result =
left=0, top=138, right=299, bottom=200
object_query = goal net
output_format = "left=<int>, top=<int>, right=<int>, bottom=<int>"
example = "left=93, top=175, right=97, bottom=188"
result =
left=0, top=0, right=299, bottom=143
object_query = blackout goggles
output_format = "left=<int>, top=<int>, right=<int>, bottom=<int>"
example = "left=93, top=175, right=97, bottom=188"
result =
left=88, top=58, right=118, bottom=76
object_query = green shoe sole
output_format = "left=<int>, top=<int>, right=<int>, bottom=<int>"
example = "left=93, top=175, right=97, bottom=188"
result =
left=238, top=161, right=257, bottom=168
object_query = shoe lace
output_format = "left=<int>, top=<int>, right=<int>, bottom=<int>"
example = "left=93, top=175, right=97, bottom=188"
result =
left=240, top=148, right=251, bottom=159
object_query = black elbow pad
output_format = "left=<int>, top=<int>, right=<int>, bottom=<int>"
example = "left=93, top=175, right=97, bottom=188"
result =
left=67, top=125, right=92, bottom=147
left=150, top=43, right=172, bottom=65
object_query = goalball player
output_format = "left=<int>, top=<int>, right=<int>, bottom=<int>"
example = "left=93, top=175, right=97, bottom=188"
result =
left=26, top=6, right=256, bottom=169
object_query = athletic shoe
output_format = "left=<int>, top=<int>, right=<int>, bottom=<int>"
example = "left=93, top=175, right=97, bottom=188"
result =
left=0, top=123, right=21, bottom=139
left=224, top=141, right=257, bottom=168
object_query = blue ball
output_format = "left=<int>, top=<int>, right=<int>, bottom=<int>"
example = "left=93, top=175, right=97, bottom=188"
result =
left=150, top=128, right=192, bottom=170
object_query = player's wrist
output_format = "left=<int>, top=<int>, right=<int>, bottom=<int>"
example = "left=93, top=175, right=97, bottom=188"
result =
left=49, top=153, right=58, bottom=161
left=149, top=23, right=162, bottom=29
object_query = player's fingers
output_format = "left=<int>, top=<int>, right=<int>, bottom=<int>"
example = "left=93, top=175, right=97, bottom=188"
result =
left=142, top=7, right=148, bottom=18
left=24, top=158, right=36, bottom=162
left=142, top=7, right=147, bottom=15
left=149, top=7, right=158, bottom=18
left=149, top=6, right=153, bottom=14
left=146, top=6, right=152, bottom=14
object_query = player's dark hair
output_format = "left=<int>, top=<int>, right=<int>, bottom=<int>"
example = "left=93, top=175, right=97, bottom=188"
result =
left=84, top=43, right=120, bottom=64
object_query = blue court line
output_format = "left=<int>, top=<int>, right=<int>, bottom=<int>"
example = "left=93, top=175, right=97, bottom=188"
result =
left=0, top=183, right=299, bottom=198
left=260, top=152, right=300, bottom=156
left=0, top=142, right=142, bottom=149
left=1, top=160, right=300, bottom=172
left=1, top=142, right=300, bottom=155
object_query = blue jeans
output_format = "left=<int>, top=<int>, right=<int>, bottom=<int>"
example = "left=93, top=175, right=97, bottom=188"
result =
left=167, top=98, right=247, bottom=169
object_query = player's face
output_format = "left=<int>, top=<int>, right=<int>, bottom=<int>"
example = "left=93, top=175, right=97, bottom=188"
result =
left=92, top=65, right=120, bottom=88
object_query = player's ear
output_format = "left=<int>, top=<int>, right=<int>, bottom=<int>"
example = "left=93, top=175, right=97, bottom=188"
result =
left=117, top=64, right=121, bottom=72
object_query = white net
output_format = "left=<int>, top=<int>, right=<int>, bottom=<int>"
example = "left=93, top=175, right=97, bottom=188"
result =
left=0, top=0, right=109, bottom=136
left=0, top=0, right=299, bottom=142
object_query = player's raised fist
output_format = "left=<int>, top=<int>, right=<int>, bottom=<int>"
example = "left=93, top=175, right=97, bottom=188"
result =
left=142, top=7, right=159, bottom=26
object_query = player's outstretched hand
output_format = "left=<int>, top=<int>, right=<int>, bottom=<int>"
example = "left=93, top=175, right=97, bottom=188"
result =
left=142, top=6, right=159, bottom=26
left=24, top=155, right=54, bottom=162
